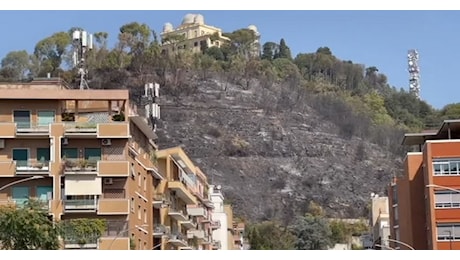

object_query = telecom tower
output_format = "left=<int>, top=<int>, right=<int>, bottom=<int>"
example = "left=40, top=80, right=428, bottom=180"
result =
left=408, top=49, right=420, bottom=99
left=143, top=83, right=161, bottom=132
left=72, top=29, right=93, bottom=90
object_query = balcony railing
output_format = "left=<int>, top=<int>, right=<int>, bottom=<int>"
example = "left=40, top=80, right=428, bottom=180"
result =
left=63, top=159, right=98, bottom=173
left=15, top=122, right=50, bottom=134
left=63, top=199, right=97, bottom=211
left=15, top=160, right=50, bottom=173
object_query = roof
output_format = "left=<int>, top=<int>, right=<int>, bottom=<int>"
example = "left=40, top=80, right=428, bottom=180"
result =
left=402, top=119, right=460, bottom=146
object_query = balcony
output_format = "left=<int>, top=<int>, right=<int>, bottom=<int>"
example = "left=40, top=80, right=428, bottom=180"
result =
left=63, top=199, right=97, bottom=212
left=0, top=122, right=16, bottom=138
left=15, top=122, right=50, bottom=137
left=97, top=199, right=129, bottom=215
left=0, top=161, right=16, bottom=177
left=168, top=207, right=189, bottom=222
left=187, top=230, right=205, bottom=240
left=63, top=237, right=98, bottom=249
left=63, top=122, right=129, bottom=139
left=97, top=122, right=129, bottom=138
left=168, top=181, right=197, bottom=205
left=98, top=161, right=129, bottom=177
left=153, top=193, right=170, bottom=209
left=153, top=224, right=170, bottom=237
left=62, top=159, right=129, bottom=177
left=210, top=220, right=221, bottom=230
left=187, top=205, right=208, bottom=217
left=180, top=216, right=197, bottom=230
left=167, top=233, right=188, bottom=247
left=15, top=160, right=50, bottom=175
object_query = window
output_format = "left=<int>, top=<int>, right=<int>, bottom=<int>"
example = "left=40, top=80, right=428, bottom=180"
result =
left=435, top=191, right=460, bottom=208
left=437, top=224, right=456, bottom=241
left=12, top=148, right=29, bottom=167
left=138, top=205, right=141, bottom=219
left=84, top=148, right=101, bottom=163
left=433, top=159, right=460, bottom=176
left=37, top=110, right=55, bottom=127
left=62, top=148, right=78, bottom=159
left=138, top=172, right=141, bottom=187
left=37, top=148, right=50, bottom=163
left=194, top=42, right=198, bottom=47
left=13, top=110, right=30, bottom=128
left=12, top=186, right=29, bottom=205
left=130, top=198, right=135, bottom=213
left=37, top=186, right=53, bottom=201
left=144, top=209, right=147, bottom=223
left=143, top=177, right=147, bottom=191
left=130, top=163, right=135, bottom=179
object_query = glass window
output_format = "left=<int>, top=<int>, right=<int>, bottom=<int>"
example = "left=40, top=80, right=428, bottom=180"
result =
left=84, top=148, right=101, bottom=162
left=62, top=148, right=78, bottom=159
left=13, top=110, right=30, bottom=128
left=37, top=148, right=50, bottom=162
left=12, top=186, right=29, bottom=205
left=437, top=225, right=452, bottom=240
left=37, top=111, right=55, bottom=126
left=13, top=148, right=29, bottom=167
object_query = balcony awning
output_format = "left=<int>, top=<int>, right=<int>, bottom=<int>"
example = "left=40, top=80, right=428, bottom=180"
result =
left=65, top=175, right=102, bottom=195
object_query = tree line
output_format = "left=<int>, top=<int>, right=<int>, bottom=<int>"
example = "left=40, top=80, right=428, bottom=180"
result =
left=0, top=22, right=459, bottom=154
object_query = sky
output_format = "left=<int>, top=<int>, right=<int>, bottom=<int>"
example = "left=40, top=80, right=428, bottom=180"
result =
left=0, top=9, right=458, bottom=109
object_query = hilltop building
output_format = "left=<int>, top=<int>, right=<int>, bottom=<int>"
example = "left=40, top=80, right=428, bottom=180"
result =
left=160, top=13, right=261, bottom=57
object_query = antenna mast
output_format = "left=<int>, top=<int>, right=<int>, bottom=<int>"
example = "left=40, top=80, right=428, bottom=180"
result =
left=408, top=49, right=420, bottom=99
left=72, top=29, right=93, bottom=90
left=143, top=83, right=161, bottom=132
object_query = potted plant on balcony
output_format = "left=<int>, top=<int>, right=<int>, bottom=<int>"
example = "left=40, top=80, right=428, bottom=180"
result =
left=60, top=218, right=107, bottom=247
left=33, top=162, right=44, bottom=170
left=112, top=112, right=125, bottom=122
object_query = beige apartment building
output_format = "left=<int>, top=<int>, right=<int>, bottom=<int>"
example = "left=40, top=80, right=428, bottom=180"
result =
left=0, top=79, right=238, bottom=250
left=0, top=79, right=160, bottom=250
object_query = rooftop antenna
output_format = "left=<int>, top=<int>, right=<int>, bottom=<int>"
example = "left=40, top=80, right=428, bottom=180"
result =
left=408, top=49, right=420, bottom=99
left=72, top=29, right=93, bottom=90
left=143, top=83, right=161, bottom=131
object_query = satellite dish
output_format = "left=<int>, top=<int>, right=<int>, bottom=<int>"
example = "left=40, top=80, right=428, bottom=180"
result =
left=371, top=192, right=375, bottom=198
left=217, top=185, right=222, bottom=190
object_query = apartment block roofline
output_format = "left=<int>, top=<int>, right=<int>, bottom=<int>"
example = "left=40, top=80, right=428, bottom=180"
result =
left=401, top=119, right=460, bottom=146
left=157, top=146, right=196, bottom=173
left=0, top=88, right=129, bottom=100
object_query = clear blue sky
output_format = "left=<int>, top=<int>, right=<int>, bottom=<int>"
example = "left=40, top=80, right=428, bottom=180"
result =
left=0, top=10, right=458, bottom=109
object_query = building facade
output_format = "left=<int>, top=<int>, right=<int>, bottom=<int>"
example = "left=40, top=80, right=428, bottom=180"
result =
left=0, top=79, right=240, bottom=250
left=370, top=195, right=390, bottom=249
left=0, top=79, right=161, bottom=250
left=389, top=119, right=460, bottom=250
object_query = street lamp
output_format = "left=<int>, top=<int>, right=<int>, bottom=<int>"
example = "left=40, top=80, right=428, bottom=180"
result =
left=108, top=224, right=149, bottom=249
left=381, top=238, right=415, bottom=250
left=0, top=176, right=45, bottom=192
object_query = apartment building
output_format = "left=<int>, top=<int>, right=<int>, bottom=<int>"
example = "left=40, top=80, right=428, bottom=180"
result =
left=369, top=194, right=390, bottom=250
left=155, top=146, right=215, bottom=250
left=389, top=119, right=460, bottom=250
left=0, top=79, right=159, bottom=250
left=232, top=222, right=246, bottom=250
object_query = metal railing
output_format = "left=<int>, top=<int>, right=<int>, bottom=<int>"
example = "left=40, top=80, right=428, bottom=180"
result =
left=15, top=159, right=50, bottom=171
left=63, top=199, right=97, bottom=210
left=102, top=189, right=126, bottom=199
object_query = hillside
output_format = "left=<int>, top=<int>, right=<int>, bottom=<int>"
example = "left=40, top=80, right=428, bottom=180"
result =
left=155, top=75, right=401, bottom=223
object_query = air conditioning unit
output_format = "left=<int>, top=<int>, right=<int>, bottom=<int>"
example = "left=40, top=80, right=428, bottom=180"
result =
left=0, top=139, right=4, bottom=149
left=62, top=138, right=69, bottom=145
left=101, top=138, right=111, bottom=146
left=104, top=178, right=113, bottom=185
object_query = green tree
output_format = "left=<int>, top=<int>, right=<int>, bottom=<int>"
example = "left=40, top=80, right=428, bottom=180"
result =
left=247, top=221, right=295, bottom=250
left=261, top=42, right=278, bottom=61
left=291, top=213, right=334, bottom=250
left=0, top=200, right=60, bottom=250
left=275, top=38, right=292, bottom=60
left=1, top=50, right=31, bottom=80
left=33, top=31, right=71, bottom=76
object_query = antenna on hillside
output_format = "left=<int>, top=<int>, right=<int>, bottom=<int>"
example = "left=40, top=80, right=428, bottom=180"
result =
left=408, top=49, right=420, bottom=99
left=143, top=83, right=161, bottom=131
left=72, top=29, right=93, bottom=90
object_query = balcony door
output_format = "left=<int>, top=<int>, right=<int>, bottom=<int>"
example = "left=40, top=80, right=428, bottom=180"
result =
left=13, top=110, right=31, bottom=129
left=37, top=186, right=53, bottom=202
left=37, top=148, right=50, bottom=163
left=12, top=186, right=29, bottom=206
left=12, top=148, right=29, bottom=167
left=37, top=110, right=55, bottom=127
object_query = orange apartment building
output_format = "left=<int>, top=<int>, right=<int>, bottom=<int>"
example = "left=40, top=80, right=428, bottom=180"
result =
left=389, top=119, right=460, bottom=250
left=154, top=146, right=217, bottom=250
left=0, top=80, right=161, bottom=250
